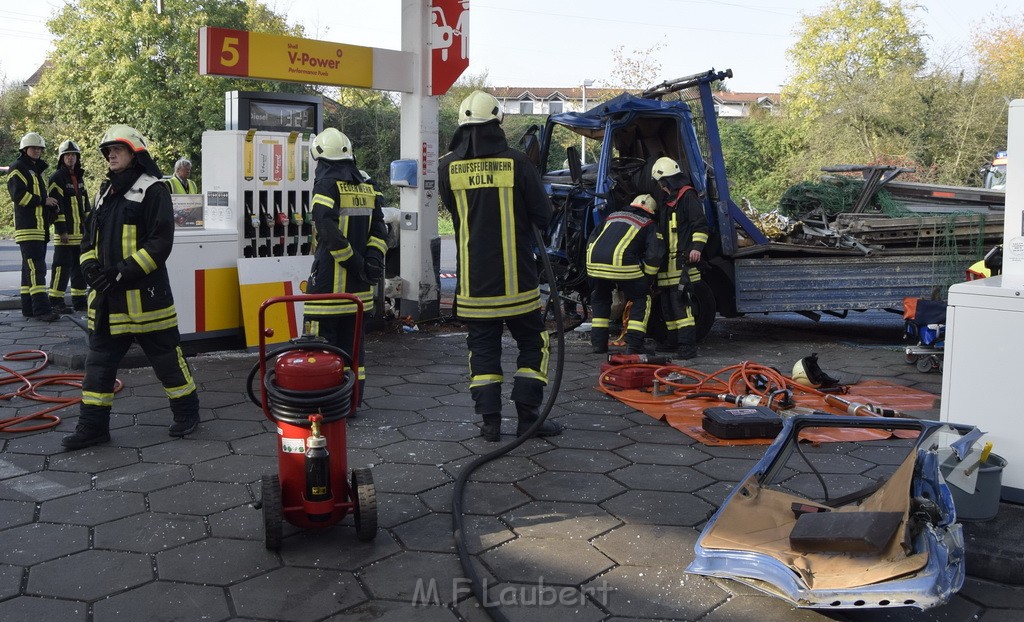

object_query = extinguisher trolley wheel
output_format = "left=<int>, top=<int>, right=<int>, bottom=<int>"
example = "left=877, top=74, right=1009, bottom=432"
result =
left=261, top=474, right=283, bottom=550
left=352, top=468, right=377, bottom=541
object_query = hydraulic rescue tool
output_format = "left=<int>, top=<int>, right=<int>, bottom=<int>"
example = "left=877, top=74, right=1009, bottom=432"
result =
left=248, top=293, right=377, bottom=549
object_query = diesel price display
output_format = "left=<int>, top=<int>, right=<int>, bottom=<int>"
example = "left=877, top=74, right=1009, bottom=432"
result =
left=248, top=101, right=317, bottom=133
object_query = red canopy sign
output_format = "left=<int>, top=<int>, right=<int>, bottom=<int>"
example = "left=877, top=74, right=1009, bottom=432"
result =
left=430, top=0, right=469, bottom=96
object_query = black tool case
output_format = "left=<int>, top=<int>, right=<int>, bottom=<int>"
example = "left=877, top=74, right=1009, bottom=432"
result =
left=701, top=406, right=783, bottom=439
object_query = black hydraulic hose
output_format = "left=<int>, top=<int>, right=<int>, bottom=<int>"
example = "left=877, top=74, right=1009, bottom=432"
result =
left=245, top=342, right=355, bottom=424
left=451, top=226, right=565, bottom=621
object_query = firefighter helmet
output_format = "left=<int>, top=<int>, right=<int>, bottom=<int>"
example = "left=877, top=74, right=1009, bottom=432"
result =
left=630, top=193, right=657, bottom=215
left=19, top=132, right=45, bottom=150
left=99, top=124, right=148, bottom=156
left=791, top=353, right=840, bottom=388
left=458, top=90, right=503, bottom=126
left=59, top=140, right=81, bottom=156
left=310, top=128, right=353, bottom=161
left=651, top=156, right=681, bottom=181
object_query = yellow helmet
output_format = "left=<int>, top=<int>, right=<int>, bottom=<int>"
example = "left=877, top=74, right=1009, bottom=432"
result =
left=59, top=140, right=81, bottom=156
left=791, top=353, right=839, bottom=388
left=310, top=128, right=353, bottom=161
left=630, top=193, right=657, bottom=215
left=99, top=124, right=148, bottom=156
left=458, top=90, right=503, bottom=126
left=651, top=156, right=681, bottom=181
left=19, top=132, right=45, bottom=150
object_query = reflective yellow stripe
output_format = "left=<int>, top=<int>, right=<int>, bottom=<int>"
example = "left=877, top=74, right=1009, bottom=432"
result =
left=134, top=248, right=157, bottom=274
left=499, top=186, right=516, bottom=296
left=82, top=391, right=115, bottom=407
left=469, top=374, right=503, bottom=388
left=330, top=246, right=353, bottom=263
left=312, top=193, right=335, bottom=209
left=109, top=316, right=179, bottom=335
left=122, top=224, right=136, bottom=262
left=692, top=232, right=709, bottom=244
left=592, top=318, right=609, bottom=328
left=81, top=249, right=98, bottom=262
left=366, top=236, right=388, bottom=254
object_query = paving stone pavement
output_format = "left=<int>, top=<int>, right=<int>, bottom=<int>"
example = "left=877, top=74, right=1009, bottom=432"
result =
left=1, top=308, right=1022, bottom=622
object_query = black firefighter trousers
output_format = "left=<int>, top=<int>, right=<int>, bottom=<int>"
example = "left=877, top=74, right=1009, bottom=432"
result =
left=465, top=310, right=549, bottom=415
left=78, top=325, right=199, bottom=431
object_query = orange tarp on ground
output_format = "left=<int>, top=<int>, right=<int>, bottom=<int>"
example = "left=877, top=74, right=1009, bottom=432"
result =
left=599, top=380, right=938, bottom=446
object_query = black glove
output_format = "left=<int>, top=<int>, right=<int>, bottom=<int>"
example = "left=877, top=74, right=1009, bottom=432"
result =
left=344, top=250, right=364, bottom=276
left=82, top=260, right=105, bottom=291
left=362, top=249, right=384, bottom=282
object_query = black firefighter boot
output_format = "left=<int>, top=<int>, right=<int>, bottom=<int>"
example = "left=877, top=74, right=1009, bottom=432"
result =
left=480, top=413, right=501, bottom=442
left=624, top=330, right=650, bottom=355
left=591, top=326, right=609, bottom=354
left=677, top=326, right=698, bottom=360
left=515, top=402, right=562, bottom=438
left=168, top=392, right=201, bottom=437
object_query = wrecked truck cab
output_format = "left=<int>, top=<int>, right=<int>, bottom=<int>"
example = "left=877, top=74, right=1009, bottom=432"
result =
left=688, top=415, right=977, bottom=610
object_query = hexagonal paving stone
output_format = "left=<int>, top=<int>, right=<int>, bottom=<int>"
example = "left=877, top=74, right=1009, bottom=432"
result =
left=333, top=601, right=460, bottom=622
left=694, top=481, right=737, bottom=509
left=47, top=446, right=139, bottom=473
left=419, top=481, right=530, bottom=515
left=141, top=439, right=232, bottom=464
left=698, top=595, right=828, bottom=622
left=0, top=596, right=86, bottom=621
left=94, top=461, right=192, bottom=492
left=556, top=412, right=633, bottom=432
left=231, top=433, right=278, bottom=456
left=191, top=454, right=276, bottom=483
left=279, top=529, right=401, bottom=571
left=0, top=470, right=92, bottom=502
left=403, top=421, right=480, bottom=442
left=27, top=549, right=152, bottom=600
left=351, top=409, right=426, bottom=427
left=346, top=426, right=406, bottom=450
left=586, top=565, right=728, bottom=620
left=621, top=422, right=694, bottom=443
left=360, top=551, right=489, bottom=604
left=592, top=523, right=700, bottom=566
left=208, top=505, right=264, bottom=540
left=94, top=512, right=208, bottom=552
left=375, top=492, right=431, bottom=528
left=185, top=418, right=266, bottom=442
left=393, top=513, right=513, bottom=554
left=148, top=481, right=253, bottom=515
left=375, top=439, right=471, bottom=465
left=230, top=567, right=366, bottom=621
left=602, top=490, right=715, bottom=526
left=2, top=431, right=74, bottom=455
left=531, top=447, right=629, bottom=473
left=481, top=537, right=613, bottom=585
left=544, top=429, right=633, bottom=451
left=518, top=471, right=625, bottom=503
left=608, top=463, right=715, bottom=493
left=774, top=472, right=876, bottom=501
left=93, top=580, right=231, bottom=620
left=156, top=537, right=279, bottom=586
left=614, top=442, right=712, bottom=466
left=370, top=463, right=451, bottom=494
left=501, top=501, right=621, bottom=540
left=0, top=564, right=23, bottom=600
left=385, top=382, right=457, bottom=398
left=444, top=455, right=544, bottom=484
left=0, top=499, right=35, bottom=530
left=214, top=401, right=267, bottom=421
left=0, top=522, right=89, bottom=565
left=364, top=394, right=441, bottom=412
left=0, top=453, right=46, bottom=479
left=38, top=489, right=145, bottom=526
left=105, top=424, right=177, bottom=448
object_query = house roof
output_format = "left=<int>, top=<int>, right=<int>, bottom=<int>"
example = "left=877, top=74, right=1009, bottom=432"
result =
left=489, top=86, right=779, bottom=105
left=24, top=60, right=52, bottom=87
left=714, top=92, right=779, bottom=105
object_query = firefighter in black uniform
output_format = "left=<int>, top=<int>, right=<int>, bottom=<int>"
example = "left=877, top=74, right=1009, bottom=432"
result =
left=586, top=194, right=664, bottom=354
left=302, top=127, right=388, bottom=405
left=651, top=157, right=709, bottom=359
left=437, top=90, right=561, bottom=442
left=7, top=132, right=61, bottom=322
left=47, top=140, right=90, bottom=313
left=61, top=125, right=200, bottom=450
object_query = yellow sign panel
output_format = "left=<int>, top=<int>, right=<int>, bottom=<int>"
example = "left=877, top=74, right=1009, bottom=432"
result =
left=247, top=31, right=373, bottom=88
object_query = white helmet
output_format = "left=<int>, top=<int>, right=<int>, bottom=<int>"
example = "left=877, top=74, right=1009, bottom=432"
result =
left=59, top=140, right=81, bottom=156
left=310, top=128, right=353, bottom=161
left=630, top=194, right=657, bottom=215
left=19, top=132, right=45, bottom=150
left=651, top=156, right=681, bottom=181
left=458, top=90, right=503, bottom=126
left=99, top=124, right=148, bottom=156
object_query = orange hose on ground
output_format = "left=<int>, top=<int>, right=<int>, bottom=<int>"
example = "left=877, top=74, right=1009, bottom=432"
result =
left=0, top=350, right=123, bottom=433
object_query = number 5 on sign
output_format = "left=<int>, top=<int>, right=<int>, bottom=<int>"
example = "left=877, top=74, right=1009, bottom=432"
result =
left=199, top=27, right=249, bottom=77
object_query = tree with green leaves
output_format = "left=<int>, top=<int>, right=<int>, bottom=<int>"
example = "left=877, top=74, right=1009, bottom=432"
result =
left=29, top=0, right=307, bottom=184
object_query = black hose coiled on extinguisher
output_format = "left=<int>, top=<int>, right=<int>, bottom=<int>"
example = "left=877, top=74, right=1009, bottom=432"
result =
left=451, top=226, right=565, bottom=622
left=246, top=342, right=355, bottom=425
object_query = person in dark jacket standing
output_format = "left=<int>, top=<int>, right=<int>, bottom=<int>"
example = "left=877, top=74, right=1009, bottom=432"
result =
left=303, top=128, right=388, bottom=405
left=586, top=194, right=664, bottom=354
left=47, top=140, right=90, bottom=313
left=62, top=124, right=200, bottom=450
left=651, top=157, right=709, bottom=359
left=437, top=90, right=561, bottom=442
left=7, top=132, right=61, bottom=322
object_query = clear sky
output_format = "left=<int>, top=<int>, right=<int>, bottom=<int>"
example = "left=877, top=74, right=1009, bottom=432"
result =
left=1, top=0, right=1020, bottom=94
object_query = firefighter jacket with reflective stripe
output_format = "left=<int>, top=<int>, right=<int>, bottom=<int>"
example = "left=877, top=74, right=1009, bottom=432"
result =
left=305, top=161, right=388, bottom=317
left=438, top=147, right=553, bottom=320
left=83, top=171, right=179, bottom=335
left=48, top=164, right=90, bottom=245
left=656, top=185, right=709, bottom=288
left=165, top=176, right=198, bottom=194
left=7, top=154, right=54, bottom=243
left=585, top=207, right=664, bottom=281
